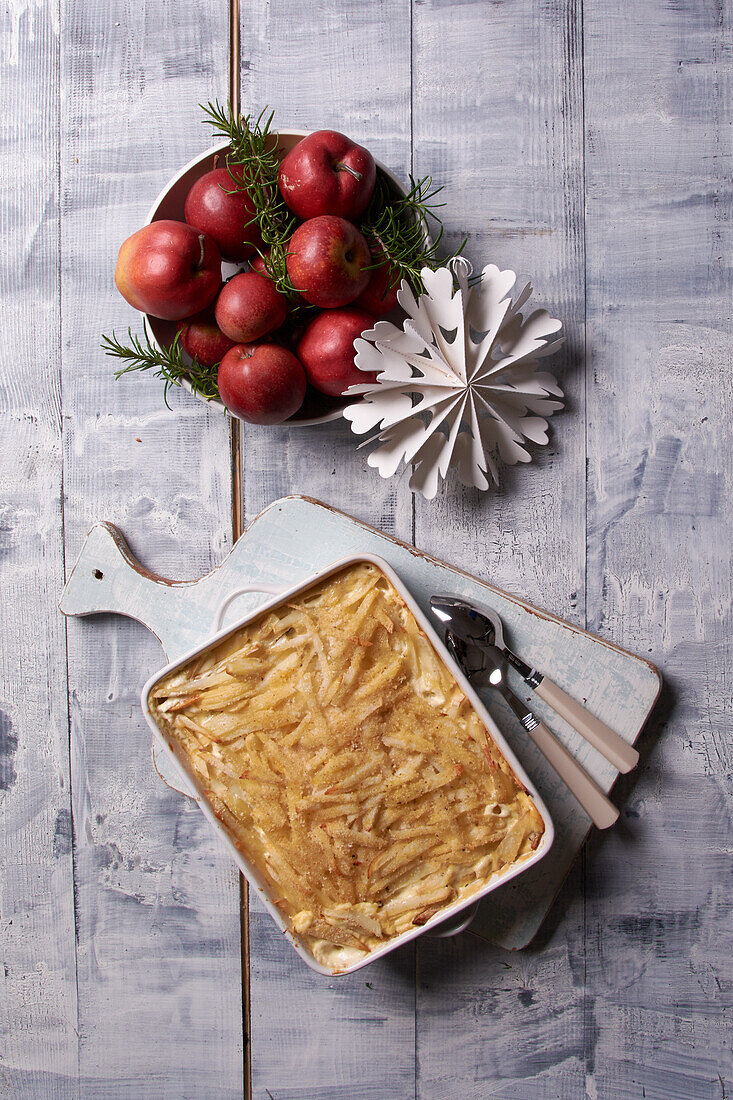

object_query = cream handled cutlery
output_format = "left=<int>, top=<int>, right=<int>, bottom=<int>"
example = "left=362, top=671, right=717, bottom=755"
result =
left=444, top=631, right=619, bottom=830
left=431, top=595, right=639, bottom=774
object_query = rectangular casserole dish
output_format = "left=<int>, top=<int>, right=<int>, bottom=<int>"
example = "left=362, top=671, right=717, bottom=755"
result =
left=142, top=553, right=554, bottom=975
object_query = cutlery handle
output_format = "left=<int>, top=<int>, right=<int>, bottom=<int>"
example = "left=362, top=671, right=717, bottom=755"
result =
left=534, top=677, right=639, bottom=774
left=527, top=720, right=619, bottom=830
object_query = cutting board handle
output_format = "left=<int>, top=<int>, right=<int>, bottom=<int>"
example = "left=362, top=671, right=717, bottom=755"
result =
left=58, top=522, right=195, bottom=658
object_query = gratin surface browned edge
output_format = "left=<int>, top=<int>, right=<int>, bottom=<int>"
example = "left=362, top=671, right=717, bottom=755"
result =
left=147, top=561, right=546, bottom=966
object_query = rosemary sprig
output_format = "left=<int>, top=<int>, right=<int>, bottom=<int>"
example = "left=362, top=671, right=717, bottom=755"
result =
left=359, top=173, right=463, bottom=294
left=201, top=101, right=296, bottom=255
left=252, top=237, right=304, bottom=302
left=101, top=328, right=220, bottom=406
left=201, top=100, right=314, bottom=306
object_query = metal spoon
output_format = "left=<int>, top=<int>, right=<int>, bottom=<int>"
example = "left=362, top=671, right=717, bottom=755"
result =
left=431, top=595, right=638, bottom=774
left=445, top=631, right=619, bottom=830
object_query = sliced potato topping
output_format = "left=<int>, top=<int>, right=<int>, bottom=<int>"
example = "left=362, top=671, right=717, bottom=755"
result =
left=149, top=563, right=544, bottom=968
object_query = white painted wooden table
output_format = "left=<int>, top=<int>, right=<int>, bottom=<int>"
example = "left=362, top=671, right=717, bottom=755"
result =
left=1, top=1, right=730, bottom=1098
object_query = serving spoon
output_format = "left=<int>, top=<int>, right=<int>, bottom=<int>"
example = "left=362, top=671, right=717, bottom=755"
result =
left=445, top=631, right=619, bottom=830
left=431, top=595, right=639, bottom=774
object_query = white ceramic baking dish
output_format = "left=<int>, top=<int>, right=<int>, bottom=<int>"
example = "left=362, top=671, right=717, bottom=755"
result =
left=141, top=553, right=554, bottom=975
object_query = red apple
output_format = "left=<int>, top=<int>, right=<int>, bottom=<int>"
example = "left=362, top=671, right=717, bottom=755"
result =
left=218, top=343, right=306, bottom=424
left=215, top=272, right=289, bottom=343
left=115, top=220, right=222, bottom=320
left=297, top=307, right=378, bottom=396
left=176, top=309, right=236, bottom=367
left=279, top=130, right=376, bottom=221
left=286, top=216, right=371, bottom=308
left=184, top=165, right=262, bottom=262
left=355, top=256, right=401, bottom=315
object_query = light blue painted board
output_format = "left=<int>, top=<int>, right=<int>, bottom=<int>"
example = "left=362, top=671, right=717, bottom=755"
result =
left=60, top=495, right=660, bottom=950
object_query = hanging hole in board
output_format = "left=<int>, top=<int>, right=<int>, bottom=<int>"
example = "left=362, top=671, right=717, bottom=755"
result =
left=93, top=569, right=104, bottom=580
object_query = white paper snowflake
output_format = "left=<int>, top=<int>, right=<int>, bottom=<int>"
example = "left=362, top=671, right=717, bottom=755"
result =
left=342, top=257, right=564, bottom=499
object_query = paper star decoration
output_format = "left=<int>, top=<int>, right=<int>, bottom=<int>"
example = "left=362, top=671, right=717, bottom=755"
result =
left=342, top=257, right=564, bottom=499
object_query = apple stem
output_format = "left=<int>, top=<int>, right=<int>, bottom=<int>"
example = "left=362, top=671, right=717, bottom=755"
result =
left=196, top=233, right=206, bottom=271
left=336, top=162, right=363, bottom=183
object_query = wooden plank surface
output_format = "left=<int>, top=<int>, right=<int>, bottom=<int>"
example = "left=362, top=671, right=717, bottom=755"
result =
left=582, top=3, right=733, bottom=1099
left=0, top=3, right=78, bottom=1096
left=233, top=6, right=419, bottom=1097
left=54, top=0, right=241, bottom=1095
left=1, top=0, right=731, bottom=1097
left=410, top=2, right=591, bottom=1096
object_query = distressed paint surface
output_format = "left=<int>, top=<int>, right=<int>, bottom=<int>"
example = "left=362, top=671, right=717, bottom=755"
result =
left=1, top=0, right=731, bottom=1099
left=411, top=1, right=593, bottom=1096
left=582, top=4, right=733, bottom=1099
left=229, top=7, right=420, bottom=1098
left=1, top=3, right=77, bottom=1096
left=57, top=0, right=245, bottom=1088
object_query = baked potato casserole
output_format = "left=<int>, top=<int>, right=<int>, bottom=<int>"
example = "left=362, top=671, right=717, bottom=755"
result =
left=149, top=562, right=545, bottom=969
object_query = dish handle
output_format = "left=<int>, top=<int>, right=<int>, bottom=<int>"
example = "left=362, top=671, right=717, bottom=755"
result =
left=214, top=584, right=286, bottom=632
left=427, top=901, right=479, bottom=938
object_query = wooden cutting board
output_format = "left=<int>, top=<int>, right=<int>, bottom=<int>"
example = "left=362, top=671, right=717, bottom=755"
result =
left=59, top=494, right=661, bottom=950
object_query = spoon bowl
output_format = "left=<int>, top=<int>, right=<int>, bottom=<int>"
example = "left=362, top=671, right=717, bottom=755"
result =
left=430, top=595, right=504, bottom=649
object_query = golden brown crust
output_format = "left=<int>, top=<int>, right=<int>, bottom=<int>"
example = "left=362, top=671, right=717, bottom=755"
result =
left=149, top=563, right=545, bottom=964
